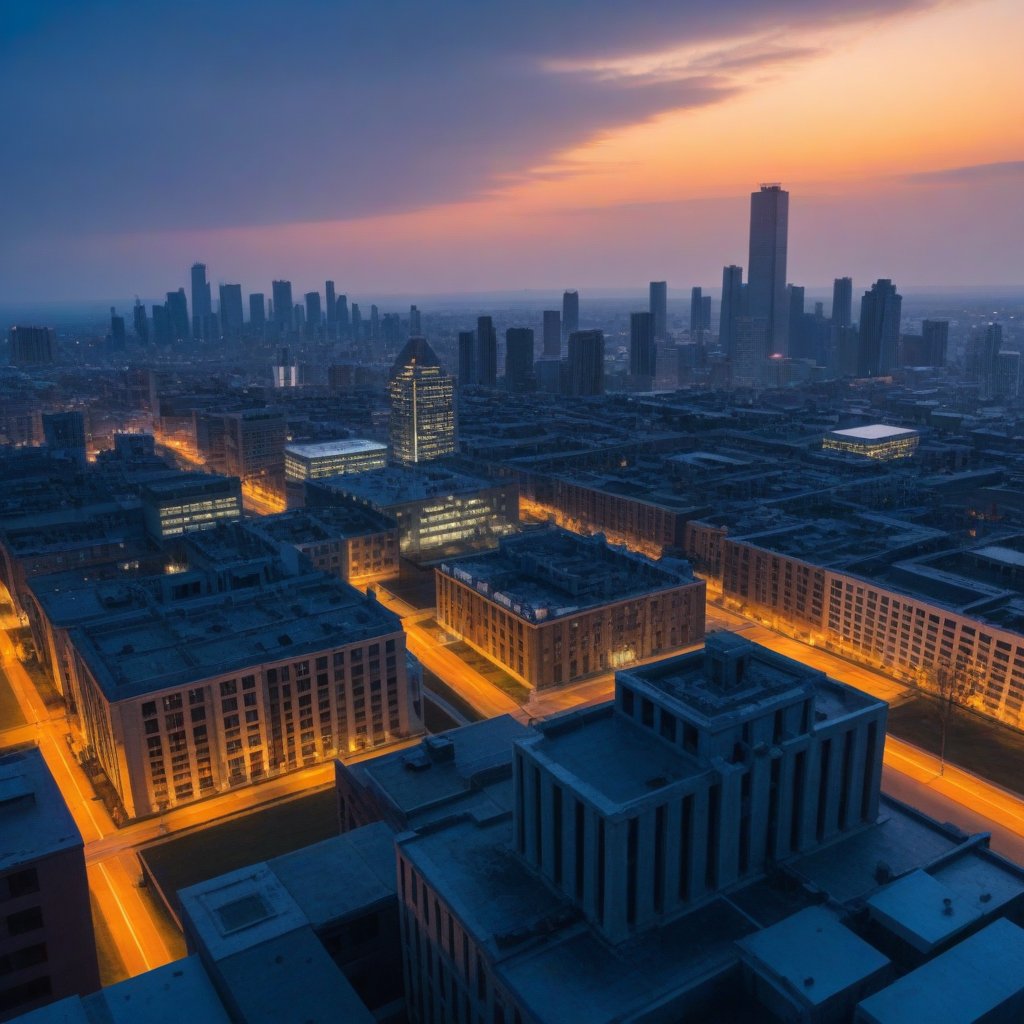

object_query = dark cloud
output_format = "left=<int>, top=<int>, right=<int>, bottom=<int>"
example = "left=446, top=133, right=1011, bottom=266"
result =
left=1, top=0, right=941, bottom=241
left=902, top=160, right=1024, bottom=185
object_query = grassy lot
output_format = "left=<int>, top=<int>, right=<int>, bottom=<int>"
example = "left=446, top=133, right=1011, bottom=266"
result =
left=141, top=790, right=338, bottom=919
left=887, top=695, right=1024, bottom=795
left=90, top=890, right=128, bottom=986
left=449, top=641, right=531, bottom=705
left=421, top=668, right=483, bottom=723
left=0, top=668, right=26, bottom=731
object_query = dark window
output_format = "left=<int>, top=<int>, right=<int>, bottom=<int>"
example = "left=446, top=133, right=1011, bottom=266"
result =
left=2, top=868, right=39, bottom=901
left=6, top=906, right=44, bottom=935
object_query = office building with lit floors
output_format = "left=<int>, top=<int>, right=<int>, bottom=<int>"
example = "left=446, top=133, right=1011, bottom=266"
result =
left=139, top=471, right=243, bottom=540
left=63, top=573, right=421, bottom=818
left=283, top=439, right=388, bottom=507
left=0, top=747, right=99, bottom=1021
left=387, top=337, right=456, bottom=465
left=435, top=526, right=705, bottom=688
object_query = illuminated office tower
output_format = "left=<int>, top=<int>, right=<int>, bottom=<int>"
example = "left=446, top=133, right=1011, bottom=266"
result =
left=857, top=279, right=902, bottom=376
left=387, top=337, right=456, bottom=464
left=272, top=280, right=293, bottom=331
left=747, top=183, right=789, bottom=354
left=475, top=316, right=497, bottom=387
left=649, top=281, right=667, bottom=340
left=562, top=289, right=579, bottom=339
left=219, top=284, right=244, bottom=339
left=629, top=311, right=656, bottom=383
left=190, top=262, right=212, bottom=339
left=832, top=277, right=853, bottom=328
left=249, top=292, right=266, bottom=328
left=568, top=329, right=604, bottom=396
left=505, top=327, right=534, bottom=393
left=720, top=265, right=743, bottom=358
left=542, top=309, right=561, bottom=357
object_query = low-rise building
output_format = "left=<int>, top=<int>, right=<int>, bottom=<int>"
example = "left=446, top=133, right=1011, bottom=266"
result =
left=283, top=439, right=387, bottom=508
left=307, top=464, right=518, bottom=562
left=139, top=472, right=242, bottom=540
left=435, top=527, right=705, bottom=688
left=250, top=507, right=400, bottom=584
left=823, top=424, right=920, bottom=460
left=0, top=747, right=99, bottom=1020
left=65, top=574, right=419, bottom=818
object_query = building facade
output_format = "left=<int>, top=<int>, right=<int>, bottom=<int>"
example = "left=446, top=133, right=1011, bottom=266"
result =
left=387, top=338, right=456, bottom=465
left=435, top=527, right=705, bottom=688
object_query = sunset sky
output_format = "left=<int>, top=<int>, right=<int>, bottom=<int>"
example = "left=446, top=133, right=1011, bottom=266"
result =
left=2, top=0, right=1022, bottom=304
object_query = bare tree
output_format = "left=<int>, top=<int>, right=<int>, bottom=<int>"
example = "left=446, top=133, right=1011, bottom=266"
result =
left=926, top=656, right=980, bottom=775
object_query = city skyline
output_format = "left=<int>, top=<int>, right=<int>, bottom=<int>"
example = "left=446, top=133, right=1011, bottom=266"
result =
left=2, top=0, right=1022, bottom=303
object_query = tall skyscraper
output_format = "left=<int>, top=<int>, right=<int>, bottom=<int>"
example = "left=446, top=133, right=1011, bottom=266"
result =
left=8, top=325, right=54, bottom=366
left=720, top=265, right=744, bottom=359
left=166, top=288, right=190, bottom=341
left=857, top=279, right=902, bottom=376
left=504, top=327, right=534, bottom=393
left=629, top=311, right=656, bottom=383
left=787, top=285, right=810, bottom=360
left=219, top=284, right=244, bottom=338
left=690, top=287, right=711, bottom=338
left=151, top=304, right=173, bottom=347
left=649, top=281, right=667, bottom=340
left=731, top=316, right=769, bottom=387
left=325, top=280, right=336, bottom=329
left=304, top=291, right=322, bottom=339
left=458, top=330, right=476, bottom=386
left=370, top=304, right=380, bottom=342
left=272, top=280, right=293, bottom=331
left=921, top=319, right=949, bottom=367
left=409, top=305, right=422, bottom=335
left=387, top=337, right=456, bottom=464
left=831, top=277, right=853, bottom=328
left=337, top=294, right=350, bottom=337
left=351, top=302, right=362, bottom=341
left=190, top=263, right=212, bottom=340
left=249, top=292, right=266, bottom=328
left=747, top=183, right=789, bottom=354
left=133, top=299, right=149, bottom=344
left=475, top=315, right=497, bottom=388
left=567, top=329, right=604, bottom=396
left=562, top=290, right=579, bottom=339
left=109, top=306, right=126, bottom=350
left=967, top=322, right=1004, bottom=398
left=542, top=310, right=561, bottom=357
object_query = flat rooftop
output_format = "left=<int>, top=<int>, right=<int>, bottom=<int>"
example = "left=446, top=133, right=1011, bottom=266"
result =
left=827, top=425, right=919, bottom=442
left=313, top=464, right=505, bottom=507
left=256, top=507, right=395, bottom=547
left=0, top=746, right=83, bottom=872
left=439, top=527, right=698, bottom=623
left=856, top=918, right=1024, bottom=1024
left=69, top=574, right=400, bottom=701
left=528, top=705, right=708, bottom=809
left=348, top=716, right=528, bottom=827
left=285, top=439, right=386, bottom=460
